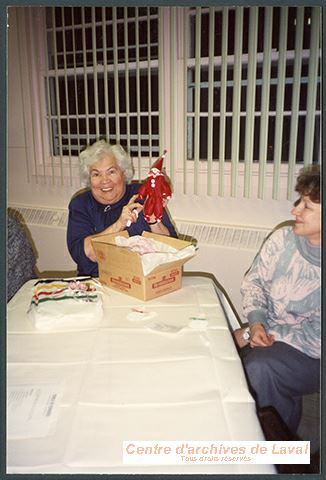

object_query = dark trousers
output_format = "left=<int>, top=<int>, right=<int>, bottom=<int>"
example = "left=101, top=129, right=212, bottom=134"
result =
left=241, top=341, right=320, bottom=432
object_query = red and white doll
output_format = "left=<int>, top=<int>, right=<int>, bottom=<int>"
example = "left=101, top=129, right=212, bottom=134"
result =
left=137, top=150, right=172, bottom=223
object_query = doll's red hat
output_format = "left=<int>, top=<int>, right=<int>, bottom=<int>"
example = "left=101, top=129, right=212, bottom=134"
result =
left=151, top=150, right=167, bottom=171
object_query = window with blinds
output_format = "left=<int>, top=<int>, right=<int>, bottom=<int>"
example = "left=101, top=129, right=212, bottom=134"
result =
left=18, top=5, right=321, bottom=199
left=184, top=6, right=321, bottom=197
left=46, top=6, right=160, bottom=159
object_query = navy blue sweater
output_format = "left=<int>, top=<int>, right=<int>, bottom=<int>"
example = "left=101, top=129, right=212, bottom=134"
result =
left=67, top=183, right=178, bottom=276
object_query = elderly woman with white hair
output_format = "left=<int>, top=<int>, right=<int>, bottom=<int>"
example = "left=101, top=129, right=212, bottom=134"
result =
left=67, top=140, right=177, bottom=276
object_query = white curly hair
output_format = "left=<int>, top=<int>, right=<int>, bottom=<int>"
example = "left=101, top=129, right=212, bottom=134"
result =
left=79, top=140, right=134, bottom=187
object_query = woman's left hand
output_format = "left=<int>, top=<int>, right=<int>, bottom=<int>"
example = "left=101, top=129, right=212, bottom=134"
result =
left=250, top=323, right=274, bottom=348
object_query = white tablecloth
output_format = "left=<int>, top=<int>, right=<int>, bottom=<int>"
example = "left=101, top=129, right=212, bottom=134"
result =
left=7, top=276, right=275, bottom=474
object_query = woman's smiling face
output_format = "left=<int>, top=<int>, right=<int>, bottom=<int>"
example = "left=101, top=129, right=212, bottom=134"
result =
left=291, top=196, right=321, bottom=245
left=90, top=154, right=126, bottom=205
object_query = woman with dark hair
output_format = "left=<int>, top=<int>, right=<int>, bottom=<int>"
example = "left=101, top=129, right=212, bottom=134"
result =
left=235, top=165, right=321, bottom=433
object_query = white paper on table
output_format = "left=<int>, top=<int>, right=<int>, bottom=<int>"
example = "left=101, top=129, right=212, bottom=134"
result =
left=7, top=384, right=63, bottom=438
left=146, top=320, right=185, bottom=335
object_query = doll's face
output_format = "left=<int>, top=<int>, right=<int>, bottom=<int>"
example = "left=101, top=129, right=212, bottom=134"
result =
left=90, top=154, right=126, bottom=205
left=149, top=167, right=161, bottom=177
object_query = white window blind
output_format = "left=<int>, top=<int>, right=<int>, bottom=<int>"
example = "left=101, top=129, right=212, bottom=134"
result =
left=45, top=6, right=161, bottom=177
left=184, top=6, right=321, bottom=199
left=18, top=6, right=321, bottom=199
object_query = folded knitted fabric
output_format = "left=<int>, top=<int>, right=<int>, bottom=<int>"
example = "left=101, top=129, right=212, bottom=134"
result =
left=28, top=278, right=103, bottom=331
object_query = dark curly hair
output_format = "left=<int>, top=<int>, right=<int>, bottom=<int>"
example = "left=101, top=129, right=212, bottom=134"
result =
left=295, top=164, right=320, bottom=203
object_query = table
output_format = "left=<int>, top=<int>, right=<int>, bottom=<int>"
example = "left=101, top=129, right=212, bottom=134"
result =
left=7, top=275, right=275, bottom=474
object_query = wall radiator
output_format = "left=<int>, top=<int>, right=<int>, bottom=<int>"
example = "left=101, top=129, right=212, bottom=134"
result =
left=177, top=220, right=269, bottom=251
left=9, top=204, right=270, bottom=251
left=9, top=205, right=68, bottom=229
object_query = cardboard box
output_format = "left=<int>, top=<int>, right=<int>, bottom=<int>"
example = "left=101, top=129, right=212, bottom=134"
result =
left=91, top=231, right=194, bottom=300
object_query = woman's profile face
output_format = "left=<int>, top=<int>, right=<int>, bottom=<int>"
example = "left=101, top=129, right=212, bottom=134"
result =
left=291, top=196, right=321, bottom=245
left=90, top=154, right=126, bottom=205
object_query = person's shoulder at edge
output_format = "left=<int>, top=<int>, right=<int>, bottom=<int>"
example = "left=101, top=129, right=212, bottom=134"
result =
left=8, top=213, right=23, bottom=232
left=7, top=215, right=35, bottom=251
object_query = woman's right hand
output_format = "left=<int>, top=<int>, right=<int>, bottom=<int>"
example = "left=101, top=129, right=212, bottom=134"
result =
left=118, top=194, right=144, bottom=229
left=250, top=323, right=274, bottom=348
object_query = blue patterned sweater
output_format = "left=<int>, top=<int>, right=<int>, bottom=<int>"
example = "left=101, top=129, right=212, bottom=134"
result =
left=241, top=226, right=320, bottom=359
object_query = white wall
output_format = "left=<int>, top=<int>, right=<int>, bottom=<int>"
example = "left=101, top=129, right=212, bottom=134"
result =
left=168, top=193, right=292, bottom=321
left=7, top=7, right=293, bottom=319
left=8, top=8, right=77, bottom=273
